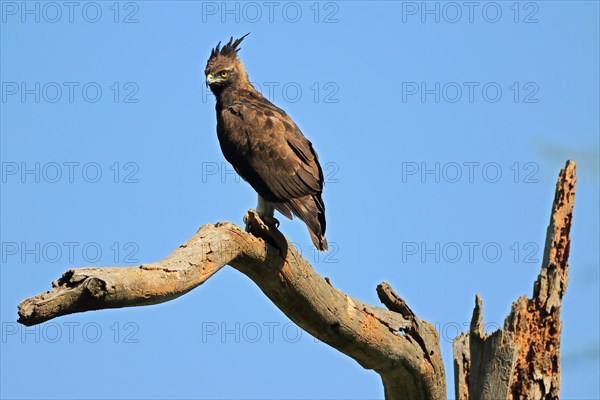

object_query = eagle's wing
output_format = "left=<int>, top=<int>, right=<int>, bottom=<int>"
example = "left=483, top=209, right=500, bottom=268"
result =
left=218, top=96, right=327, bottom=250
left=219, top=99, right=323, bottom=202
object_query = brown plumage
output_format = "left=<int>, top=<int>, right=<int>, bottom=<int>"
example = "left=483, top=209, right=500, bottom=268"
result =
left=205, top=34, right=328, bottom=251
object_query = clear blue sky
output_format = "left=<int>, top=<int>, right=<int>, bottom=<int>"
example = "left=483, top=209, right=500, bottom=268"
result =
left=1, top=1, right=598, bottom=399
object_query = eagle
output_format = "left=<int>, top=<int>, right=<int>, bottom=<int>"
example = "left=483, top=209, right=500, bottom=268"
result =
left=205, top=34, right=328, bottom=251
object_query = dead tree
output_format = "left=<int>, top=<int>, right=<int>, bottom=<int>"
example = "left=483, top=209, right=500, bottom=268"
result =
left=18, top=160, right=576, bottom=400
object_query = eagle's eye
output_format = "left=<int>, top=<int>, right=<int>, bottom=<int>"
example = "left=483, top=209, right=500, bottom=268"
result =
left=220, top=71, right=229, bottom=78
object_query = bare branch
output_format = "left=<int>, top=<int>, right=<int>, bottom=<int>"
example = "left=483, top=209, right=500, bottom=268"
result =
left=18, top=223, right=237, bottom=326
left=377, top=282, right=447, bottom=400
left=18, top=210, right=446, bottom=400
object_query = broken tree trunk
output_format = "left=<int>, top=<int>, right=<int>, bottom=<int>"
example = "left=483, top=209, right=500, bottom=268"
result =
left=17, top=160, right=576, bottom=400
left=453, top=160, right=576, bottom=400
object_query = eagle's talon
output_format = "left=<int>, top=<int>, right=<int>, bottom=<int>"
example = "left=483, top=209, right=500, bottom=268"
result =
left=262, top=216, right=280, bottom=229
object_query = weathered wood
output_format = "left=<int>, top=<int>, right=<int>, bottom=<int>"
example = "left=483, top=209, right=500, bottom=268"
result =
left=505, top=160, right=575, bottom=399
left=453, top=295, right=519, bottom=400
left=376, top=282, right=446, bottom=400
left=17, top=160, right=576, bottom=399
left=452, top=160, right=576, bottom=400
left=18, top=210, right=446, bottom=400
left=453, top=333, right=470, bottom=400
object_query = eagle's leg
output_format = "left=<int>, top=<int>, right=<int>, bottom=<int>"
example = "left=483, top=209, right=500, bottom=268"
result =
left=256, top=196, right=280, bottom=228
left=243, top=196, right=280, bottom=232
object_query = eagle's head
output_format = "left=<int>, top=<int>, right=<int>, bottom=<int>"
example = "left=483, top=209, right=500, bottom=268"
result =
left=205, top=33, right=250, bottom=92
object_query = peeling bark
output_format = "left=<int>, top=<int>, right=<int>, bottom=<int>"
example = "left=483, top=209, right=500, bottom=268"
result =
left=453, top=160, right=576, bottom=400
left=505, top=159, right=575, bottom=399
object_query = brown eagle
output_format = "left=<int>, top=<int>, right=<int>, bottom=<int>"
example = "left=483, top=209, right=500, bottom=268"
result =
left=205, top=34, right=328, bottom=251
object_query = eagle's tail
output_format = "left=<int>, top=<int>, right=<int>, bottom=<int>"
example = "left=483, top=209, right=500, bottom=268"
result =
left=274, top=194, right=328, bottom=251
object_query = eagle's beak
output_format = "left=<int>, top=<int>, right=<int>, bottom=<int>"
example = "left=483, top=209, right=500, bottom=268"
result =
left=206, top=73, right=217, bottom=87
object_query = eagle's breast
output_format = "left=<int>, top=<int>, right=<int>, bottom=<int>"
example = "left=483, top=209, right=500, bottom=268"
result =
left=216, top=105, right=250, bottom=163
